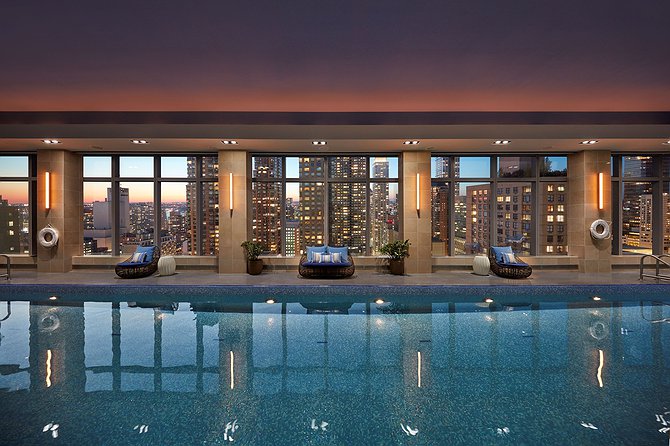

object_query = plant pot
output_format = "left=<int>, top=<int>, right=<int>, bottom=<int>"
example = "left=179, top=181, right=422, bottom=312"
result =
left=389, top=259, right=405, bottom=275
left=247, top=259, right=263, bottom=275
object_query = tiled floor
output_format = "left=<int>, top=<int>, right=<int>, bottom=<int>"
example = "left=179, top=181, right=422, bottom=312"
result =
left=0, top=268, right=659, bottom=286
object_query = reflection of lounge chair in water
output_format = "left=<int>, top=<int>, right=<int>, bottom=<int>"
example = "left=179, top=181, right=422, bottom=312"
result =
left=300, top=302, right=353, bottom=314
left=128, top=302, right=178, bottom=313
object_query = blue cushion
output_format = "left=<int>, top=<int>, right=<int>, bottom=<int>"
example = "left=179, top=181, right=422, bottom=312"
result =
left=135, top=245, right=155, bottom=262
left=505, top=261, right=529, bottom=267
left=302, top=261, right=353, bottom=268
left=327, top=246, right=348, bottom=262
left=306, top=245, right=327, bottom=262
left=490, top=246, right=513, bottom=263
left=117, top=260, right=152, bottom=268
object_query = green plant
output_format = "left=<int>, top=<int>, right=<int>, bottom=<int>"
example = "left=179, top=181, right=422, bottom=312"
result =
left=241, top=240, right=264, bottom=261
left=380, top=239, right=411, bottom=260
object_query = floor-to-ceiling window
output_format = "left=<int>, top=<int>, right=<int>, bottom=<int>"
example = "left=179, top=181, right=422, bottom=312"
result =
left=251, top=155, right=399, bottom=256
left=612, top=154, right=670, bottom=255
left=0, top=155, right=35, bottom=255
left=431, top=155, right=567, bottom=256
left=83, top=155, right=218, bottom=256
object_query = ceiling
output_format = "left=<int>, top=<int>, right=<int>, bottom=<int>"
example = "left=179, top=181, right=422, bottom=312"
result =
left=0, top=112, right=668, bottom=154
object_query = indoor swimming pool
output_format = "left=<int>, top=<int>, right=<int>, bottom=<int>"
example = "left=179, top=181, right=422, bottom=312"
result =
left=0, top=285, right=669, bottom=445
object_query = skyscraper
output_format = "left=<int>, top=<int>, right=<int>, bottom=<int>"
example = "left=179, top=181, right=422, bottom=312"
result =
left=370, top=158, right=391, bottom=253
left=187, top=156, right=219, bottom=255
left=251, top=157, right=283, bottom=254
left=298, top=157, right=325, bottom=248
left=328, top=156, right=367, bottom=253
left=0, top=195, right=20, bottom=253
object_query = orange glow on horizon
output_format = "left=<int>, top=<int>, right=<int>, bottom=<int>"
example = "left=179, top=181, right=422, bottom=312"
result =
left=0, top=182, right=29, bottom=204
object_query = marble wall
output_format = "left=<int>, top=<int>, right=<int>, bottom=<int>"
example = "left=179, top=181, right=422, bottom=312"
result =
left=36, top=150, right=83, bottom=272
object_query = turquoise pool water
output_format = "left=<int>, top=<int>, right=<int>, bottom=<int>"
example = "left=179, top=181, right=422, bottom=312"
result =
left=0, top=289, right=669, bottom=445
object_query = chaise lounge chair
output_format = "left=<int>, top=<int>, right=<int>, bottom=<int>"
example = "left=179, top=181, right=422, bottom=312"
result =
left=489, top=246, right=532, bottom=279
left=298, top=246, right=355, bottom=279
left=115, top=245, right=160, bottom=279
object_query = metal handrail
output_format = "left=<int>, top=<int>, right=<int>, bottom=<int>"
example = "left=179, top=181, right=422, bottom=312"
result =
left=0, top=254, right=9, bottom=280
left=639, top=254, right=670, bottom=281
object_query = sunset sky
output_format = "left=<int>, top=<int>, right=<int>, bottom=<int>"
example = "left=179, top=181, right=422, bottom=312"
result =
left=1, top=0, right=668, bottom=111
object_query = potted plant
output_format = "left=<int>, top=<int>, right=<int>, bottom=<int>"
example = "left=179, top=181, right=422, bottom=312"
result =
left=241, top=240, right=264, bottom=275
left=380, top=239, right=411, bottom=275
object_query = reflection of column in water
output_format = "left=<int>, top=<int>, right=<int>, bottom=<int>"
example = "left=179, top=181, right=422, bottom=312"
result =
left=29, top=302, right=85, bottom=392
left=112, top=302, right=121, bottom=391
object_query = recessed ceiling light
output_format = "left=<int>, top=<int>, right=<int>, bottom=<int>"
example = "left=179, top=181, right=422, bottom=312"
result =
left=403, top=140, right=420, bottom=145
left=580, top=140, right=599, bottom=145
left=42, top=139, right=61, bottom=144
left=484, top=297, right=494, bottom=303
left=49, top=296, right=58, bottom=300
left=374, top=298, right=385, bottom=304
left=663, top=140, right=670, bottom=145
left=131, top=139, right=149, bottom=144
left=265, top=298, right=276, bottom=304
left=592, top=296, right=601, bottom=301
left=312, top=140, right=327, bottom=145
left=222, top=140, right=238, bottom=145
left=492, top=140, right=511, bottom=145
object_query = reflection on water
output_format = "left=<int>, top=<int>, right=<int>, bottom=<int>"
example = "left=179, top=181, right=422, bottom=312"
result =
left=0, top=298, right=669, bottom=445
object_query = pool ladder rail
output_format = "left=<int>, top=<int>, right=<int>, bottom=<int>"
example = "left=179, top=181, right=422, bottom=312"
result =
left=0, top=254, right=9, bottom=280
left=639, top=254, right=670, bottom=282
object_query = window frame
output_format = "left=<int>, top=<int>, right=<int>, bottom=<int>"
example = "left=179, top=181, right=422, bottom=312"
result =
left=431, top=154, right=568, bottom=256
left=611, top=154, right=668, bottom=255
left=250, top=154, right=400, bottom=256
left=0, top=154, right=36, bottom=255
left=82, top=154, right=218, bottom=256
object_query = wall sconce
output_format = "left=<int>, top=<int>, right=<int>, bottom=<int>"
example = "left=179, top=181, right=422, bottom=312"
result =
left=416, top=173, right=421, bottom=217
left=229, top=172, right=234, bottom=216
left=45, top=171, right=51, bottom=210
left=598, top=172, right=604, bottom=210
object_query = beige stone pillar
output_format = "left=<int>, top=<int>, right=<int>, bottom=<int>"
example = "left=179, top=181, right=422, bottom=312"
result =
left=218, top=150, right=248, bottom=273
left=36, top=150, right=82, bottom=272
left=567, top=150, right=611, bottom=273
left=402, top=151, right=432, bottom=273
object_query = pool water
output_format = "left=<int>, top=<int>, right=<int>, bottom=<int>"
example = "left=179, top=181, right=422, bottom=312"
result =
left=0, top=294, right=669, bottom=445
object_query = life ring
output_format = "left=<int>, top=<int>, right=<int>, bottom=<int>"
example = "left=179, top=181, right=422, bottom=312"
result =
left=38, top=226, right=59, bottom=248
left=589, top=219, right=610, bottom=240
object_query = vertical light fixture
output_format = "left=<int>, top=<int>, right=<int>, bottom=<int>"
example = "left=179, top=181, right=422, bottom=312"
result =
left=229, top=172, right=234, bottom=216
left=598, top=172, right=604, bottom=210
left=416, top=172, right=421, bottom=217
left=45, top=171, right=51, bottom=210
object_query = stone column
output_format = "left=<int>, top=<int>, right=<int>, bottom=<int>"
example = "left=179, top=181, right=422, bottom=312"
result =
left=402, top=151, right=432, bottom=273
left=36, top=150, right=82, bottom=272
left=567, top=150, right=612, bottom=273
left=218, top=150, right=248, bottom=273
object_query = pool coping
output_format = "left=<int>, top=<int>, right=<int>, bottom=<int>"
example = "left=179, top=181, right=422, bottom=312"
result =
left=3, top=282, right=670, bottom=302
